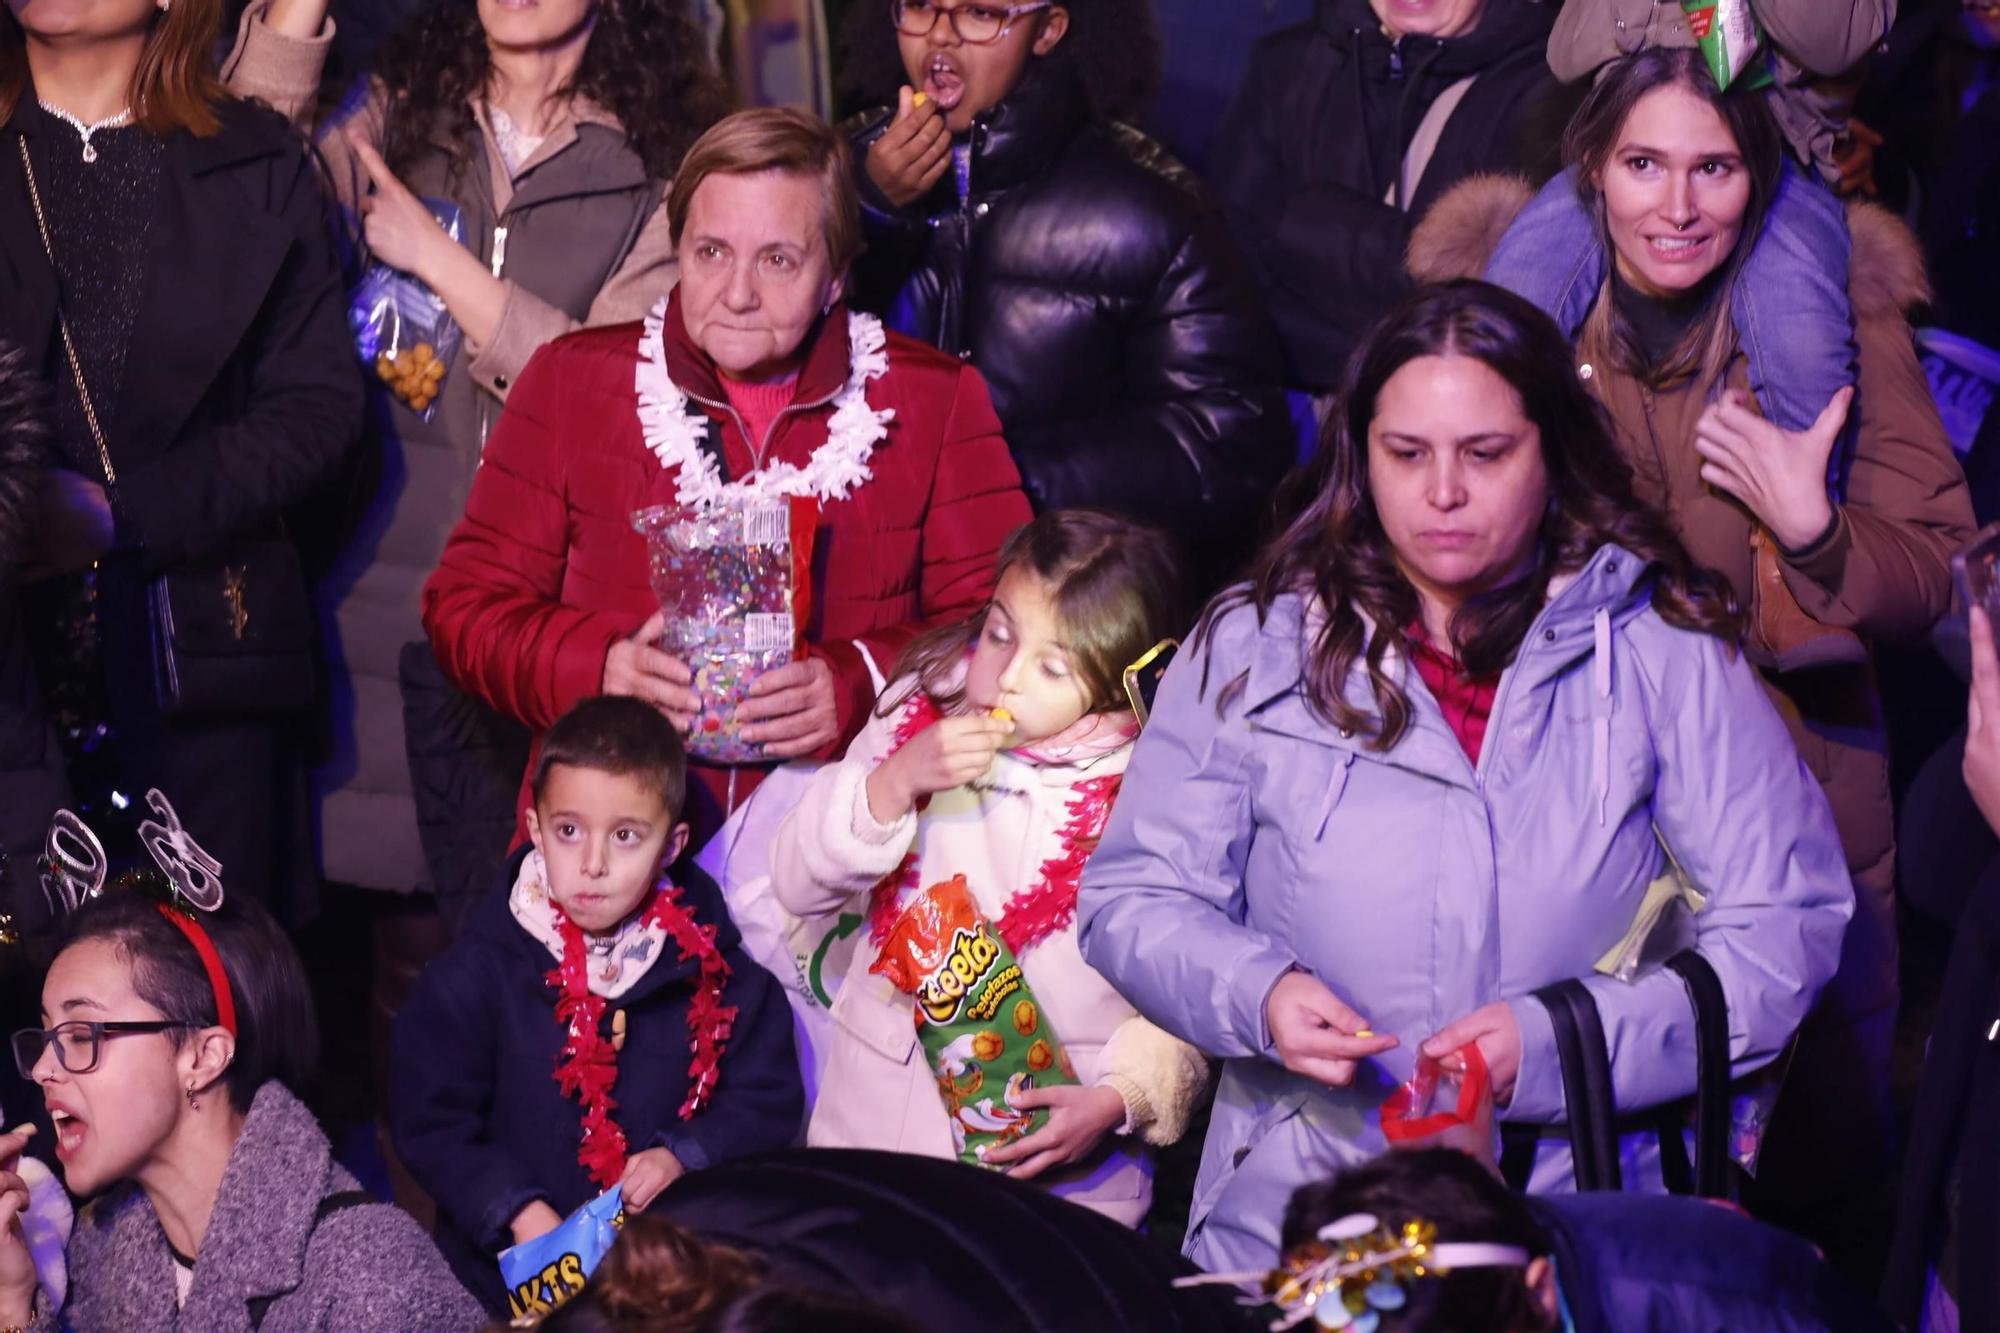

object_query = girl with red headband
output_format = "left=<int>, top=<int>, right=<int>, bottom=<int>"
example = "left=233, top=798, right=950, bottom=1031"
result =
left=0, top=892, right=483, bottom=1329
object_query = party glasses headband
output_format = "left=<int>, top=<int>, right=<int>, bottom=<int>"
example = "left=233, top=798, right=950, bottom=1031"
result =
left=891, top=0, right=1053, bottom=45
left=38, top=790, right=237, bottom=1043
left=1176, top=1212, right=1531, bottom=1332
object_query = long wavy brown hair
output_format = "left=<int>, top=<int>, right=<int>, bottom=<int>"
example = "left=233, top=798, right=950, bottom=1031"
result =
left=0, top=0, right=224, bottom=136
left=372, top=0, right=730, bottom=184
left=1198, top=281, right=1740, bottom=751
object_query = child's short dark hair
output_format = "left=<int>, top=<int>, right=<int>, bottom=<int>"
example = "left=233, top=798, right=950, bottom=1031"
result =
left=1282, top=1151, right=1554, bottom=1333
left=531, top=696, right=689, bottom=819
left=55, top=892, right=318, bottom=1115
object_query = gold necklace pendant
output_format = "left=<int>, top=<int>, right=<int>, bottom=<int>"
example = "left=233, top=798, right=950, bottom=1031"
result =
left=222, top=566, right=249, bottom=639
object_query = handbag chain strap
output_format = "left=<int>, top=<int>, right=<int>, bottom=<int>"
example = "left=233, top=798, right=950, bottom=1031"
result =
left=16, top=135, right=118, bottom=489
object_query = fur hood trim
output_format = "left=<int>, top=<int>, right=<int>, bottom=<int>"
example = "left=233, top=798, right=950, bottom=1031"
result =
left=1405, top=174, right=1536, bottom=287
left=1405, top=174, right=1931, bottom=321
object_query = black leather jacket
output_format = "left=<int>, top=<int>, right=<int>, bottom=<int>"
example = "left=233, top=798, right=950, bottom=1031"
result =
left=848, top=66, right=1293, bottom=570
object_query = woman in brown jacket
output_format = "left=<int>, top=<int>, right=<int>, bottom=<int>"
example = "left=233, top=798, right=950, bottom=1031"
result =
left=221, top=0, right=729, bottom=916
left=1409, top=47, right=1972, bottom=1277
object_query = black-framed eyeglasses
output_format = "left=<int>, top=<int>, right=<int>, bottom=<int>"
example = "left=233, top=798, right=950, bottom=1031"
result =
left=12, top=1021, right=190, bottom=1079
left=891, top=0, right=1054, bottom=45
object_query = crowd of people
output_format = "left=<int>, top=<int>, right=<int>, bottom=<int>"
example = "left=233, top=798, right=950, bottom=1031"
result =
left=0, top=0, right=1994, bottom=1328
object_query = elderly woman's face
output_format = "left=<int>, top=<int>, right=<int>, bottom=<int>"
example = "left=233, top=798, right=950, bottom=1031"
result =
left=32, top=939, right=188, bottom=1198
left=1597, top=82, right=1753, bottom=298
left=678, top=170, right=845, bottom=382
left=1368, top=354, right=1548, bottom=616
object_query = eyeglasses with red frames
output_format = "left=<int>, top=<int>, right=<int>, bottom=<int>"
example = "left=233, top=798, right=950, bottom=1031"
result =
left=12, top=1020, right=192, bottom=1078
left=891, top=0, right=1054, bottom=45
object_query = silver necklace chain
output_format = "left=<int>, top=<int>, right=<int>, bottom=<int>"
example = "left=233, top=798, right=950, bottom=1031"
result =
left=37, top=101, right=133, bottom=164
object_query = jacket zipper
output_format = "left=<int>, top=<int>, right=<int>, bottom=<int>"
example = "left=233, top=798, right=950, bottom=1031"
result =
left=477, top=215, right=515, bottom=450
left=685, top=382, right=845, bottom=475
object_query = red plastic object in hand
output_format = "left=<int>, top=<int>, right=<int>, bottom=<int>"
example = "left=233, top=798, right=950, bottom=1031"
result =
left=1380, top=1043, right=1490, bottom=1143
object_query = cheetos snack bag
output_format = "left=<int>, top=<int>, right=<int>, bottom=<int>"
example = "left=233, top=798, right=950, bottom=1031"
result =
left=870, top=876, right=1077, bottom=1166
left=499, top=1186, right=625, bottom=1321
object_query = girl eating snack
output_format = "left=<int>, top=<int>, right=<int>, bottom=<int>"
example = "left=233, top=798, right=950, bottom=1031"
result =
left=770, top=509, right=1209, bottom=1226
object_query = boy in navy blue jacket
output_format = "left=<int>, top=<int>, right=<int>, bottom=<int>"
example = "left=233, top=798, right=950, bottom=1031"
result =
left=390, top=696, right=803, bottom=1313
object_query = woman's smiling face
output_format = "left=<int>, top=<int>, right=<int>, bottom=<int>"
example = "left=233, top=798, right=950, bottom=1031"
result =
left=1596, top=81, right=1753, bottom=297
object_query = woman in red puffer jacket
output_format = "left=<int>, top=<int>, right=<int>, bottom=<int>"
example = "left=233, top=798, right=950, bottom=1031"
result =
left=423, top=108, right=1031, bottom=842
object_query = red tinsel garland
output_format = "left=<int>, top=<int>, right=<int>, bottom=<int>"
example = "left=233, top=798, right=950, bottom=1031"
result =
left=864, top=693, right=1123, bottom=955
left=545, top=880, right=738, bottom=1190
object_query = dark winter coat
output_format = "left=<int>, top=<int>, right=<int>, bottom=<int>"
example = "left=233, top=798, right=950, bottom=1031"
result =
left=0, top=95, right=361, bottom=924
left=654, top=1149, right=1260, bottom=1333
left=1883, top=729, right=2000, bottom=1332
left=389, top=848, right=805, bottom=1312
left=1209, top=0, right=1567, bottom=392
left=847, top=64, right=1293, bottom=568
left=1538, top=1192, right=1892, bottom=1332
left=1855, top=0, right=2000, bottom=348
left=38, top=1081, right=483, bottom=1333
left=0, top=343, right=64, bottom=928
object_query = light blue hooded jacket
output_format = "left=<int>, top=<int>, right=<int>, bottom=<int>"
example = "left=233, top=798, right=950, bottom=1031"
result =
left=1077, top=545, right=1853, bottom=1273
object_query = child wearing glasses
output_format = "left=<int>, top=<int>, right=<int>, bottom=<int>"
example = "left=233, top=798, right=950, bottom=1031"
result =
left=837, top=0, right=1294, bottom=582
left=388, top=696, right=803, bottom=1315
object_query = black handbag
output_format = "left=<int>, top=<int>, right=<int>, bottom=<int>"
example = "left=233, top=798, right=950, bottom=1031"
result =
left=1499, top=949, right=1736, bottom=1200
left=146, top=538, right=314, bottom=715
left=19, top=138, right=314, bottom=717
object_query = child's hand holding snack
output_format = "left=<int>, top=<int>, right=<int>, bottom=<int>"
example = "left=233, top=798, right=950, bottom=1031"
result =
left=980, top=1084, right=1126, bottom=1180
left=509, top=1200, right=564, bottom=1248
left=865, top=710, right=1014, bottom=822
left=866, top=86, right=951, bottom=209
left=619, top=1147, right=685, bottom=1212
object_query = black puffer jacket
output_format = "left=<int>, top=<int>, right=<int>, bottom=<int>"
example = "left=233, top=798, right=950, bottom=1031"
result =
left=848, top=66, right=1292, bottom=569
left=1211, top=0, right=1568, bottom=391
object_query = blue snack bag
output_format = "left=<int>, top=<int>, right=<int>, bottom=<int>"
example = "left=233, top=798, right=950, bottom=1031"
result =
left=348, top=196, right=465, bottom=422
left=499, top=1186, right=626, bottom=1321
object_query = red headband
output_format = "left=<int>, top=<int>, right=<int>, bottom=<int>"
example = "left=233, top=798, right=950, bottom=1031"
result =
left=155, top=903, right=238, bottom=1039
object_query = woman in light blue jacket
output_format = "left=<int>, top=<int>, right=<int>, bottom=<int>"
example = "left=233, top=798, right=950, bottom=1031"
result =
left=1077, top=281, right=1853, bottom=1274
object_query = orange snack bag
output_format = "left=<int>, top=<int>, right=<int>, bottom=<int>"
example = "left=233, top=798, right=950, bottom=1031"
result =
left=870, top=876, right=1077, bottom=1165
